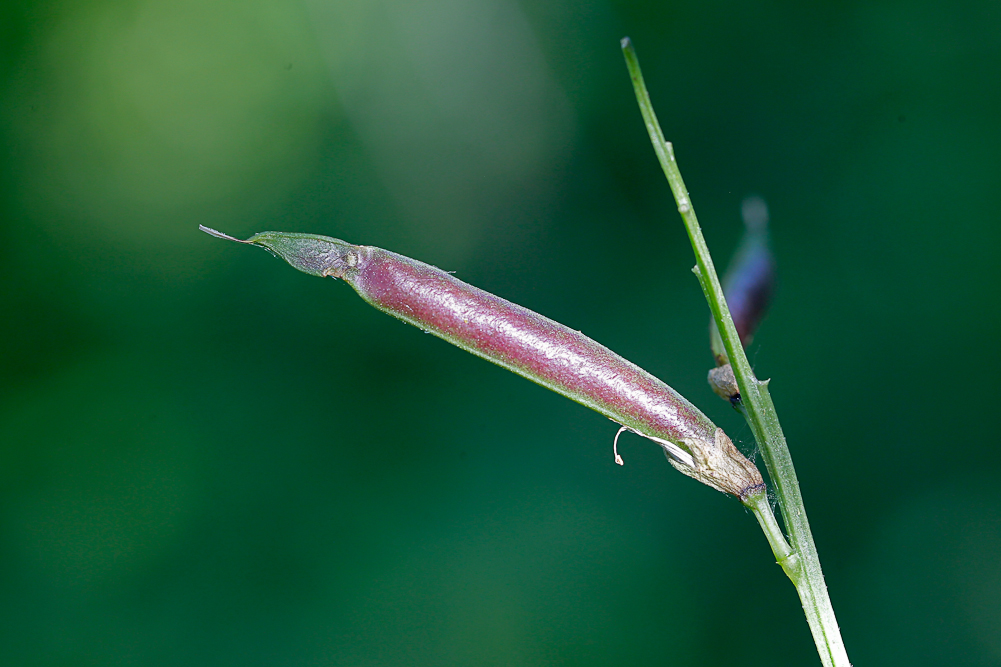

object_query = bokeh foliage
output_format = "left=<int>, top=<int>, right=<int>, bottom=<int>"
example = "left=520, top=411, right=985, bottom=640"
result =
left=2, top=0, right=1000, bottom=665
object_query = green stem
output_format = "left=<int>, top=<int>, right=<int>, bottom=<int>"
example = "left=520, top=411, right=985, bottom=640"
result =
left=744, top=489, right=798, bottom=580
left=621, top=38, right=851, bottom=667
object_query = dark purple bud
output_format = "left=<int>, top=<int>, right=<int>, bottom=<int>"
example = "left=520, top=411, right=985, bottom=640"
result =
left=201, top=226, right=764, bottom=499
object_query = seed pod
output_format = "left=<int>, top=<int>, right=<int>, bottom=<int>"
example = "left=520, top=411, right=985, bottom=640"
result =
left=201, top=226, right=764, bottom=500
left=709, top=196, right=775, bottom=401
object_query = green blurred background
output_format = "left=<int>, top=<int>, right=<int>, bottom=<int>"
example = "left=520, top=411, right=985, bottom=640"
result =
left=2, top=0, right=1000, bottom=664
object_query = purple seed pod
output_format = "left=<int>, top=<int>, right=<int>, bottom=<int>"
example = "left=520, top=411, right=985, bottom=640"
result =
left=714, top=196, right=775, bottom=358
left=201, top=226, right=764, bottom=500
left=725, top=252, right=773, bottom=349
left=709, top=197, right=775, bottom=402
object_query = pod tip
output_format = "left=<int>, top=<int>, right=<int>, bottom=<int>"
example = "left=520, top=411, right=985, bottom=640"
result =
left=199, top=225, right=249, bottom=243
left=740, top=196, right=769, bottom=233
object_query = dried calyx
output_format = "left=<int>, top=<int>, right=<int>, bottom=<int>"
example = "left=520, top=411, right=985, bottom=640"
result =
left=708, top=364, right=740, bottom=403
left=623, top=426, right=763, bottom=500
left=670, top=428, right=764, bottom=500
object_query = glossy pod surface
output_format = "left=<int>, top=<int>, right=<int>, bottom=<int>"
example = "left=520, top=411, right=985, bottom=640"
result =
left=348, top=246, right=716, bottom=447
left=723, top=237, right=774, bottom=347
left=200, top=227, right=764, bottom=499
